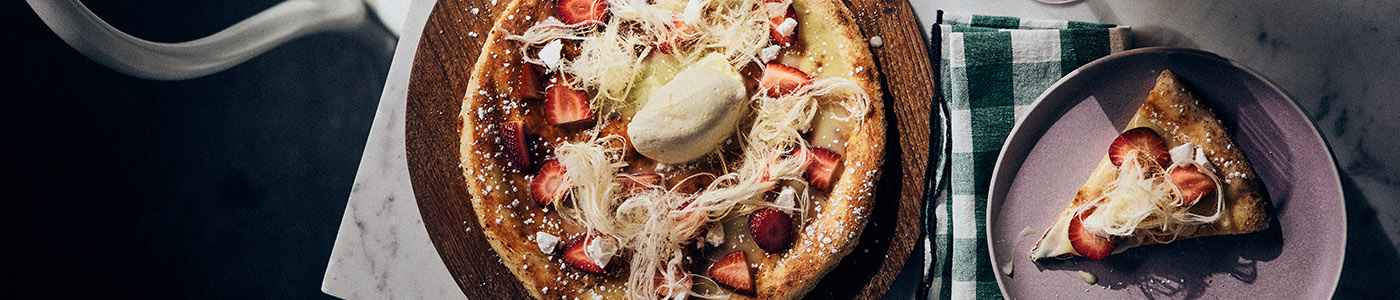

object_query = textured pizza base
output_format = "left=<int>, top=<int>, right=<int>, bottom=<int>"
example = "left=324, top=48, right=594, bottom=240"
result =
left=456, top=0, right=885, bottom=299
left=1032, top=70, right=1269, bottom=258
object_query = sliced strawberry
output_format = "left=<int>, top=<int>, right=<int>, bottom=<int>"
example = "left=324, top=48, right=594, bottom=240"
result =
left=654, top=271, right=694, bottom=298
left=563, top=235, right=610, bottom=274
left=618, top=173, right=663, bottom=194
left=1169, top=164, right=1217, bottom=207
left=1068, top=206, right=1117, bottom=261
left=531, top=160, right=567, bottom=206
left=657, top=18, right=697, bottom=55
left=749, top=208, right=793, bottom=253
left=792, top=146, right=842, bottom=190
left=556, top=0, right=609, bottom=27
left=763, top=0, right=798, bottom=47
left=760, top=63, right=811, bottom=97
left=709, top=252, right=754, bottom=294
left=1108, top=127, right=1170, bottom=168
left=499, top=120, right=532, bottom=171
left=516, top=64, right=545, bottom=101
left=544, top=74, right=595, bottom=125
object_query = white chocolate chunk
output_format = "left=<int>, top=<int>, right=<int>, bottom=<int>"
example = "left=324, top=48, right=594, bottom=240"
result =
left=586, top=236, right=618, bottom=268
left=775, top=186, right=797, bottom=208
left=539, top=39, right=563, bottom=70
left=535, top=231, right=560, bottom=255
left=1170, top=142, right=1195, bottom=165
left=1194, top=147, right=1210, bottom=167
left=777, top=18, right=798, bottom=37
left=760, top=45, right=781, bottom=62
left=705, top=222, right=725, bottom=247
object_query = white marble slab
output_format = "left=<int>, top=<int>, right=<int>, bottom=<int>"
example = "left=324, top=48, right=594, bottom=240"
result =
left=321, top=0, right=466, bottom=299
left=324, top=0, right=1400, bottom=298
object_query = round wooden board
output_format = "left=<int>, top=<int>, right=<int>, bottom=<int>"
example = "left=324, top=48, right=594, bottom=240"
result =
left=404, top=0, right=935, bottom=298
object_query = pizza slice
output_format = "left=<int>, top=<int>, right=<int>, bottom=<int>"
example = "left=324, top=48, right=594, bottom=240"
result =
left=1029, top=70, right=1271, bottom=261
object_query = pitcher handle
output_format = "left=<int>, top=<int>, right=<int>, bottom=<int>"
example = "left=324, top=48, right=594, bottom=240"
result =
left=28, top=0, right=367, bottom=80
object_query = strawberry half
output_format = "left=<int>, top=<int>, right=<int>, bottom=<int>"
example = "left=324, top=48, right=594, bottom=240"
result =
left=709, top=252, right=754, bottom=294
left=544, top=74, right=595, bottom=125
left=516, top=64, right=545, bottom=101
left=792, top=146, right=842, bottom=190
left=749, top=208, right=793, bottom=253
left=499, top=120, right=532, bottom=171
left=556, top=0, right=609, bottom=27
left=563, top=235, right=610, bottom=274
left=618, top=173, right=663, bottom=194
left=1169, top=164, right=1217, bottom=207
left=1108, top=127, right=1170, bottom=168
left=760, top=63, right=811, bottom=97
left=763, top=0, right=798, bottom=47
left=1068, top=206, right=1117, bottom=261
left=531, top=160, right=567, bottom=206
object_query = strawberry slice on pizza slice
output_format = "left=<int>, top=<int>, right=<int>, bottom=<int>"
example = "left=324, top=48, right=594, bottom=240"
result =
left=1029, top=70, right=1271, bottom=261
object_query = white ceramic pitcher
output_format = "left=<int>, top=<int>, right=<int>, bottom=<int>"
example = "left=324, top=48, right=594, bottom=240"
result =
left=27, top=0, right=409, bottom=80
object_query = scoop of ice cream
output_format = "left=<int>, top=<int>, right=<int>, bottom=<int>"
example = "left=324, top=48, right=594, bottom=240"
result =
left=628, top=53, right=748, bottom=164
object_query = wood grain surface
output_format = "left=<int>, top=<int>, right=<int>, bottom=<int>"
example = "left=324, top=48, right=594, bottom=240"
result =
left=404, top=0, right=935, bottom=298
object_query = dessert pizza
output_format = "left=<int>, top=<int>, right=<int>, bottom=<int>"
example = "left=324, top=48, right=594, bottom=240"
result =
left=456, top=0, right=885, bottom=299
left=1030, top=70, right=1270, bottom=261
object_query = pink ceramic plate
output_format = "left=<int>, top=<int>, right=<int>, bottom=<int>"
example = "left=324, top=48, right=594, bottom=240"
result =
left=986, top=47, right=1344, bottom=299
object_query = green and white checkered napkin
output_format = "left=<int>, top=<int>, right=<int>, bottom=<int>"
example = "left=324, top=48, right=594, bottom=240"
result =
left=921, top=13, right=1130, bottom=300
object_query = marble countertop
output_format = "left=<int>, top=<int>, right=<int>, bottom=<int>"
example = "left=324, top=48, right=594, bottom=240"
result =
left=322, top=0, right=1400, bottom=298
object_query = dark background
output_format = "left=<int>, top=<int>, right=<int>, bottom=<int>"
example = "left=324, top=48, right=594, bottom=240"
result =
left=6, top=1, right=388, bottom=298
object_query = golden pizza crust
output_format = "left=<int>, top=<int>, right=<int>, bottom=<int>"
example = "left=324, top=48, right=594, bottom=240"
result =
left=1135, top=70, right=1269, bottom=237
left=1032, top=70, right=1269, bottom=258
left=456, top=0, right=884, bottom=299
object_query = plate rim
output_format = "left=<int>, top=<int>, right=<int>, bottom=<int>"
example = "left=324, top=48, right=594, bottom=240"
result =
left=982, top=46, right=1346, bottom=299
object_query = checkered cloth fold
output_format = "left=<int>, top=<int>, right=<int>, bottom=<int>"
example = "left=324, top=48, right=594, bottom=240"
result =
left=920, top=13, right=1130, bottom=300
